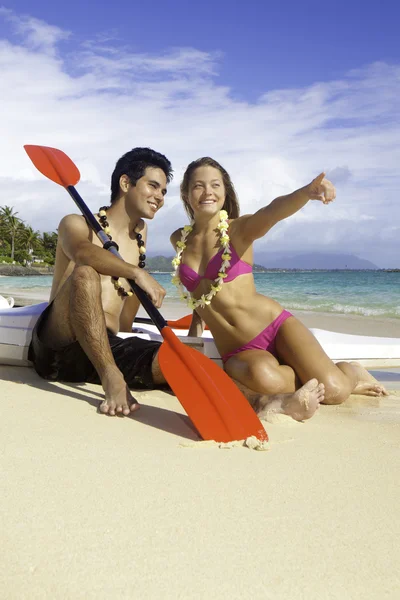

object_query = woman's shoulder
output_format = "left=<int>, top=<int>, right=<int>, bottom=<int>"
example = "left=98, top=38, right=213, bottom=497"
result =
left=227, top=215, right=256, bottom=256
left=227, top=214, right=252, bottom=238
left=170, top=227, right=184, bottom=247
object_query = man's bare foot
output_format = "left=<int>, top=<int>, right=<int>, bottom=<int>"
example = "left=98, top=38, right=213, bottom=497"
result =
left=99, top=366, right=140, bottom=416
left=349, top=361, right=389, bottom=397
left=256, top=378, right=324, bottom=422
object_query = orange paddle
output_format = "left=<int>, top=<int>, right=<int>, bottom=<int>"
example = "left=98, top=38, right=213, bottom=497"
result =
left=167, top=314, right=210, bottom=330
left=24, top=145, right=268, bottom=443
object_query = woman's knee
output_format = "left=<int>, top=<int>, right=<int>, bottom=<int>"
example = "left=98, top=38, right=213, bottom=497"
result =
left=321, top=374, right=352, bottom=405
left=244, top=360, right=290, bottom=395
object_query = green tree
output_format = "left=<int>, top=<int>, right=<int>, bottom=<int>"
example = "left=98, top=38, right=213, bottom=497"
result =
left=0, top=239, right=11, bottom=258
left=0, top=205, right=24, bottom=261
left=17, top=225, right=43, bottom=264
left=41, top=231, right=58, bottom=264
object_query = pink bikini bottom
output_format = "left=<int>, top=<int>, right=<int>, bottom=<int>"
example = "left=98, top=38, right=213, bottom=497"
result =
left=221, top=309, right=293, bottom=363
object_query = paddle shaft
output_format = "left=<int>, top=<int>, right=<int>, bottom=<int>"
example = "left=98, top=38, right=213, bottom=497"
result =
left=66, top=185, right=167, bottom=330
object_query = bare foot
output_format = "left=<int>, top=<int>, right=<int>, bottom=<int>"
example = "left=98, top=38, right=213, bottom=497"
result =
left=99, top=366, right=140, bottom=416
left=256, top=378, right=324, bottom=422
left=349, top=361, right=389, bottom=397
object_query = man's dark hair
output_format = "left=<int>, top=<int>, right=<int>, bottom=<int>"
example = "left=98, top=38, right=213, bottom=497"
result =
left=110, top=147, right=173, bottom=203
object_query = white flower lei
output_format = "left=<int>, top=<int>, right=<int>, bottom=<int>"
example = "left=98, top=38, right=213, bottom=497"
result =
left=171, top=210, right=231, bottom=309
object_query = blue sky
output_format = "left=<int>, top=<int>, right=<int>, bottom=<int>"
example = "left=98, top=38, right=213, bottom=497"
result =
left=1, top=1, right=400, bottom=266
left=5, top=0, right=400, bottom=97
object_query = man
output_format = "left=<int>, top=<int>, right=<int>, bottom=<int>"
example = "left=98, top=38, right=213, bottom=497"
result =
left=29, top=147, right=172, bottom=416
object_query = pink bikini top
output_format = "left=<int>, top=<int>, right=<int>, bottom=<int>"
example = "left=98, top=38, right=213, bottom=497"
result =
left=179, top=244, right=253, bottom=292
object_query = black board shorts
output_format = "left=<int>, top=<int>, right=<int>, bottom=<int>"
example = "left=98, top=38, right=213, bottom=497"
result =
left=28, top=303, right=162, bottom=389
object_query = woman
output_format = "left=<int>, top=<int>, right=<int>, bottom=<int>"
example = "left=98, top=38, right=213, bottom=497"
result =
left=170, top=157, right=387, bottom=420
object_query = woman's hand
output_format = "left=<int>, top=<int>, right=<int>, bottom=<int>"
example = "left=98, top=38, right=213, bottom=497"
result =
left=305, top=172, right=336, bottom=204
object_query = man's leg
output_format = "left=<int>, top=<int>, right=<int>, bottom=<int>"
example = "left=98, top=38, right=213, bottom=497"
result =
left=41, top=265, right=138, bottom=416
left=150, top=352, right=167, bottom=385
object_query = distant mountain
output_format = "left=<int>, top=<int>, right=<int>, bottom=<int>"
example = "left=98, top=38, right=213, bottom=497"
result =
left=146, top=253, right=380, bottom=272
left=146, top=255, right=174, bottom=272
left=253, top=252, right=379, bottom=270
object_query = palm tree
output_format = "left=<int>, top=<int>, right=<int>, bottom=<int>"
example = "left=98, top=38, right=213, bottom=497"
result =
left=0, top=206, right=24, bottom=261
left=42, top=231, right=58, bottom=264
left=42, top=231, right=58, bottom=254
left=17, top=225, right=43, bottom=264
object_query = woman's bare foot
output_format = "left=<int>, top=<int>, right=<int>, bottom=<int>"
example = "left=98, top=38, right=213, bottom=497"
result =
left=256, top=378, right=324, bottom=422
left=349, top=361, right=389, bottom=397
left=99, top=366, right=140, bottom=416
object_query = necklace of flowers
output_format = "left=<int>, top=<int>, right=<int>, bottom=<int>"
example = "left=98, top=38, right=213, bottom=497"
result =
left=171, top=210, right=231, bottom=309
left=98, top=206, right=146, bottom=298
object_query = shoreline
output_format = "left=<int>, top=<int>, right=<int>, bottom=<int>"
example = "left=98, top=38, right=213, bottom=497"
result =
left=2, top=288, right=400, bottom=337
left=0, top=265, right=53, bottom=276
left=137, top=304, right=400, bottom=337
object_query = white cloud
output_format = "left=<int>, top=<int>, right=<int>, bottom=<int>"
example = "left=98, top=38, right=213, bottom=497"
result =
left=0, top=7, right=70, bottom=54
left=0, top=10, right=399, bottom=266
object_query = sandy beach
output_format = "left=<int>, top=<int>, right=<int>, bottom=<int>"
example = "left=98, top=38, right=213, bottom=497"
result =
left=1, top=364, right=400, bottom=599
left=1, top=288, right=400, bottom=598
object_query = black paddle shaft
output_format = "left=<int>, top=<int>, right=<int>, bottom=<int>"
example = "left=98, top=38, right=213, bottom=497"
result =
left=66, top=185, right=167, bottom=331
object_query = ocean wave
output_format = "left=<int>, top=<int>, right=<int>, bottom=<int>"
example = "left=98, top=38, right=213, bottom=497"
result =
left=1, top=272, right=399, bottom=319
left=284, top=300, right=400, bottom=319
left=0, top=276, right=53, bottom=289
left=330, top=303, right=400, bottom=318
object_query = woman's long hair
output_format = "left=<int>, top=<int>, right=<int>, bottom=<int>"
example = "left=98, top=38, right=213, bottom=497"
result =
left=180, top=157, right=240, bottom=220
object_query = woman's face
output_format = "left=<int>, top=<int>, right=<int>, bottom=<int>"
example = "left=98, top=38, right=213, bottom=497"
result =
left=187, top=166, right=226, bottom=217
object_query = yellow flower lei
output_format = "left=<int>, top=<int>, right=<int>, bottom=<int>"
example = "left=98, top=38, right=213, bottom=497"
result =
left=171, top=210, right=231, bottom=309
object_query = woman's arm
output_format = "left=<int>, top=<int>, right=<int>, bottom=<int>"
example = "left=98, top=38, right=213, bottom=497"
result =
left=238, top=172, right=336, bottom=244
left=188, top=310, right=205, bottom=337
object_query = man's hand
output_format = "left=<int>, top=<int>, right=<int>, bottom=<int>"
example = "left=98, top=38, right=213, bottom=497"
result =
left=305, top=172, right=336, bottom=204
left=132, top=269, right=166, bottom=308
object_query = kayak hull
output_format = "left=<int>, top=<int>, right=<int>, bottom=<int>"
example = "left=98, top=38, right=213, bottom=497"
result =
left=1, top=302, right=400, bottom=368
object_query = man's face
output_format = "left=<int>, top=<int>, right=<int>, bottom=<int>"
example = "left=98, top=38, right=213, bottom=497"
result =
left=125, top=167, right=168, bottom=219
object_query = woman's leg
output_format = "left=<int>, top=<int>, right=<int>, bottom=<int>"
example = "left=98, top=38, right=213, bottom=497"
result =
left=336, top=361, right=388, bottom=396
left=224, top=350, right=323, bottom=421
left=275, top=317, right=388, bottom=404
left=224, top=349, right=298, bottom=394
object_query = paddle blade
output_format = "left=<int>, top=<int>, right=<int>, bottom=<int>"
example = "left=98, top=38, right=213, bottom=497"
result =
left=159, top=328, right=268, bottom=443
left=24, top=145, right=80, bottom=188
left=167, top=314, right=210, bottom=330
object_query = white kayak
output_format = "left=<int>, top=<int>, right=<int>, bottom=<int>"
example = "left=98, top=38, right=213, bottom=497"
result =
left=0, top=300, right=400, bottom=368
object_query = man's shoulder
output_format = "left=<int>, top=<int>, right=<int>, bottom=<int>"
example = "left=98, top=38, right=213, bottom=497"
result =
left=58, top=213, right=87, bottom=228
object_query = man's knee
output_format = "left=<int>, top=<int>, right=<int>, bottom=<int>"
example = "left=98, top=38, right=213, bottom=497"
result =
left=71, top=265, right=101, bottom=290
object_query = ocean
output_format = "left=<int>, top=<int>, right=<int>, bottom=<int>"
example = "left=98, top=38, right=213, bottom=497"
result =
left=1, top=270, right=399, bottom=319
